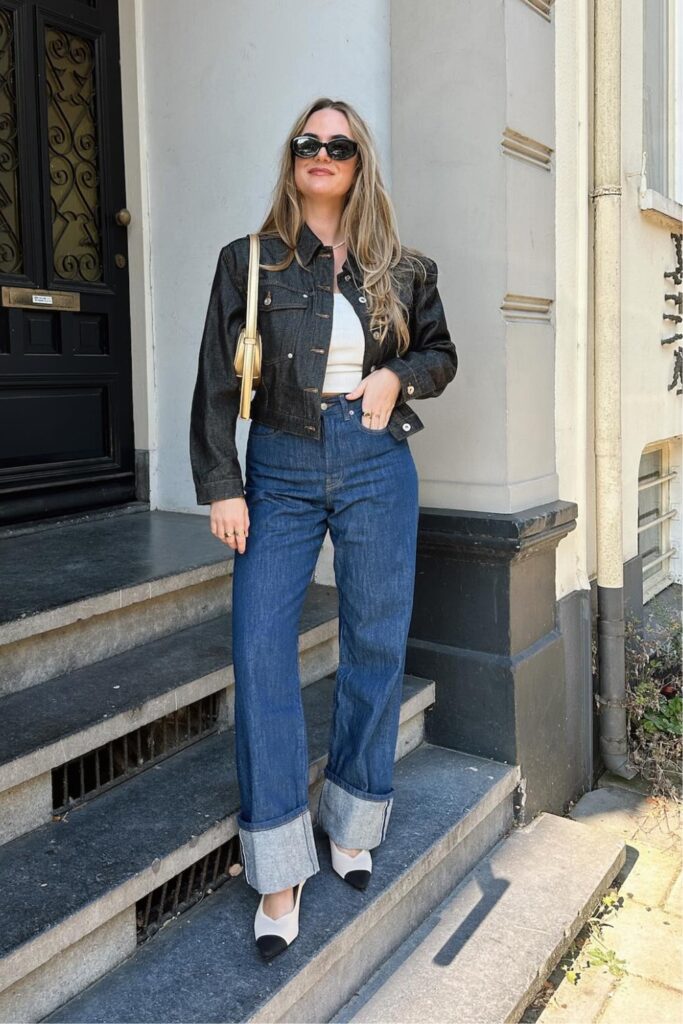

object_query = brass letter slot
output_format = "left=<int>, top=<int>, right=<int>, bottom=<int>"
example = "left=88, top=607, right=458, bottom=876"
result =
left=1, top=286, right=80, bottom=312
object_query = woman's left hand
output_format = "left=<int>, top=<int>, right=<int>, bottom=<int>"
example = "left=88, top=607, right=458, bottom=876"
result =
left=345, top=368, right=402, bottom=430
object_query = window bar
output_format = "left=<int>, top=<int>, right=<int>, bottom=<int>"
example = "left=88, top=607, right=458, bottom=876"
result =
left=643, top=547, right=677, bottom=572
left=638, top=470, right=677, bottom=491
left=637, top=508, right=678, bottom=532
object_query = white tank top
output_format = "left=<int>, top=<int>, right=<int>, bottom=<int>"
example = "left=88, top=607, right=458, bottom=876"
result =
left=321, top=291, right=365, bottom=393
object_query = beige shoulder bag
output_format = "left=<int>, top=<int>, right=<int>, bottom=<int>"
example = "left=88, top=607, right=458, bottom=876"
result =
left=233, top=232, right=262, bottom=419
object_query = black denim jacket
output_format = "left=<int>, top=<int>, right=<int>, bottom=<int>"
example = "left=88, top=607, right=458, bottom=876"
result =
left=189, top=221, right=457, bottom=504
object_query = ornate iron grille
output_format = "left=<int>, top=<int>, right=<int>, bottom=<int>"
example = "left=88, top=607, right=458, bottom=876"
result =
left=45, top=25, right=102, bottom=282
left=136, top=835, right=243, bottom=943
left=0, top=7, right=22, bottom=274
left=52, top=692, right=222, bottom=814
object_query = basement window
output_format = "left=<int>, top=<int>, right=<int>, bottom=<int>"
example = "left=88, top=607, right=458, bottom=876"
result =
left=638, top=443, right=679, bottom=602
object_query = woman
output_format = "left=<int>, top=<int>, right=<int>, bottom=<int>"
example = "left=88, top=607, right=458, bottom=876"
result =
left=189, top=97, right=457, bottom=959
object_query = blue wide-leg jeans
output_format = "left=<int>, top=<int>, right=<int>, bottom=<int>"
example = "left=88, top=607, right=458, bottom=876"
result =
left=231, top=394, right=419, bottom=893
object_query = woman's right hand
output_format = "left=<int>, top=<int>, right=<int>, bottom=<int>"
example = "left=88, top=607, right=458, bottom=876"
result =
left=210, top=497, right=250, bottom=554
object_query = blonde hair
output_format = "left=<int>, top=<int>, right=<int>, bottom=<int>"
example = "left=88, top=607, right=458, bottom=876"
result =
left=257, top=97, right=430, bottom=356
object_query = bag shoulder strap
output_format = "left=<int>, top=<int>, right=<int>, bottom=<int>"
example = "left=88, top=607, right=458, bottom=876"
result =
left=245, top=232, right=260, bottom=338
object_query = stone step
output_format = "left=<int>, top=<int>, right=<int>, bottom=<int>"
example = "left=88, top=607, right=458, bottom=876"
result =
left=0, top=582, right=339, bottom=845
left=38, top=744, right=520, bottom=1024
left=332, top=811, right=626, bottom=1024
left=0, top=510, right=235, bottom=696
left=0, top=673, right=436, bottom=1022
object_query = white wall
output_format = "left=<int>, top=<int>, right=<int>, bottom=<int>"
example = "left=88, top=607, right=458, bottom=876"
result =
left=555, top=0, right=682, bottom=600
left=555, top=0, right=593, bottom=601
left=123, top=0, right=391, bottom=514
left=621, top=0, right=682, bottom=579
left=391, top=0, right=557, bottom=513
left=125, top=0, right=561, bottom=525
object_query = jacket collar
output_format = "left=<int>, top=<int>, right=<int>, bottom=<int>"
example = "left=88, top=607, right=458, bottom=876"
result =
left=296, top=219, right=357, bottom=271
left=296, top=220, right=323, bottom=265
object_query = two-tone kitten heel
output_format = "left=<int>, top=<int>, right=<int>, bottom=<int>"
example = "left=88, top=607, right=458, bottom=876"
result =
left=329, top=836, right=372, bottom=890
left=254, top=878, right=306, bottom=959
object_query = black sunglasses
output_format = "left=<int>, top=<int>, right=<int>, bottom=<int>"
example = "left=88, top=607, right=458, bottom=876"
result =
left=290, top=134, right=359, bottom=161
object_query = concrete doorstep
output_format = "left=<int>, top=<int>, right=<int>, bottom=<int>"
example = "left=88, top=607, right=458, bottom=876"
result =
left=332, top=812, right=626, bottom=1024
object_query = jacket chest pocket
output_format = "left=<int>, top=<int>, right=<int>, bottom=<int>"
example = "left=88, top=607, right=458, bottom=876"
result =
left=257, top=281, right=310, bottom=364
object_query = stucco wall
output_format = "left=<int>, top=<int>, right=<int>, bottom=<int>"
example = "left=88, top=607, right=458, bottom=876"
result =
left=555, top=0, right=682, bottom=599
left=120, top=0, right=392, bottom=515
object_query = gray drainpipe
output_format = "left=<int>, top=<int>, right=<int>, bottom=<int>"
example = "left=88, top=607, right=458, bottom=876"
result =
left=591, top=0, right=637, bottom=779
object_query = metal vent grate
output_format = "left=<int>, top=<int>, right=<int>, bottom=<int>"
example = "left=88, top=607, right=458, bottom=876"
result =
left=52, top=692, right=222, bottom=814
left=136, top=835, right=242, bottom=943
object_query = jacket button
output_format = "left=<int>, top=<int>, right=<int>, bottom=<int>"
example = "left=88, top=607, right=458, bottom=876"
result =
left=373, top=330, right=380, bottom=339
left=358, top=296, right=366, bottom=303
left=287, top=352, right=293, bottom=358
left=407, top=384, right=415, bottom=395
left=344, top=274, right=350, bottom=280
left=402, top=423, right=411, bottom=431
left=264, top=295, right=271, bottom=305
left=302, top=293, right=308, bottom=298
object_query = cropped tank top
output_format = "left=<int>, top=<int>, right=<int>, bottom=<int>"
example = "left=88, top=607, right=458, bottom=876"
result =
left=321, top=291, right=365, bottom=393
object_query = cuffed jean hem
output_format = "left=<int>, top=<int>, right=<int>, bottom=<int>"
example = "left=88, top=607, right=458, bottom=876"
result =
left=237, top=807, right=320, bottom=893
left=317, top=768, right=394, bottom=850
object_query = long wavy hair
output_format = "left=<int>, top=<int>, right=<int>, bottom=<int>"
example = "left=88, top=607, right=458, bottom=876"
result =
left=257, top=97, right=430, bottom=355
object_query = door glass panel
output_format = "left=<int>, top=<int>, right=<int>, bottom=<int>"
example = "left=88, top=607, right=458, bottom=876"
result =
left=0, top=7, right=23, bottom=275
left=45, top=25, right=102, bottom=282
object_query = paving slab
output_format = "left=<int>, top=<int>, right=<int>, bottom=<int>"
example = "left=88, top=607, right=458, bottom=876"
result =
left=664, top=867, right=682, bottom=917
left=612, top=843, right=682, bottom=909
left=527, top=961, right=617, bottom=1023
left=598, top=974, right=683, bottom=1024
left=598, top=900, right=682, bottom=991
left=570, top=786, right=682, bottom=853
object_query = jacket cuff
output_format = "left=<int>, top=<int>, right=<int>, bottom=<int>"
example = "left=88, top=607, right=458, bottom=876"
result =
left=195, top=477, right=245, bottom=505
left=382, top=357, right=434, bottom=402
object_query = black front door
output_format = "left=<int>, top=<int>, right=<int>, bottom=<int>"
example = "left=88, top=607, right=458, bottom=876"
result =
left=0, top=0, right=135, bottom=526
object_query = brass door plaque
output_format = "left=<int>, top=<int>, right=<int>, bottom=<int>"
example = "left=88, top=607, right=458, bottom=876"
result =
left=1, top=286, right=80, bottom=311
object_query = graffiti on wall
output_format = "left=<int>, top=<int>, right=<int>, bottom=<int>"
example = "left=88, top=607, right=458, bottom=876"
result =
left=664, top=232, right=682, bottom=396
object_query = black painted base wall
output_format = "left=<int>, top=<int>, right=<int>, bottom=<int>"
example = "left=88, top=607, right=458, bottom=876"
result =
left=405, top=500, right=582, bottom=822
left=557, top=586, right=593, bottom=801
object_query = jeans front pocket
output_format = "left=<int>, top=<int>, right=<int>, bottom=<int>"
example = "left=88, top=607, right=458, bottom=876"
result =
left=352, top=401, right=391, bottom=435
left=249, top=420, right=280, bottom=437
left=359, top=419, right=390, bottom=435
